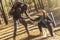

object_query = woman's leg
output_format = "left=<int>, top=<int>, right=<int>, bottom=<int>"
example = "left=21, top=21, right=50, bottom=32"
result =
left=47, top=23, right=54, bottom=36
left=38, top=22, right=43, bottom=36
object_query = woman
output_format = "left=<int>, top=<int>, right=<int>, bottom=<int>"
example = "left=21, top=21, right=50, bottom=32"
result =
left=31, top=10, right=54, bottom=37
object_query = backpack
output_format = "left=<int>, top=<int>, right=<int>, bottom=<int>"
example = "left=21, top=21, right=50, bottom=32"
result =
left=9, top=2, right=27, bottom=15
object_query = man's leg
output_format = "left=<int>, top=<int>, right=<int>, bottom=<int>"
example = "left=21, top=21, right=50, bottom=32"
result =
left=19, top=18, right=29, bottom=35
left=13, top=19, right=18, bottom=40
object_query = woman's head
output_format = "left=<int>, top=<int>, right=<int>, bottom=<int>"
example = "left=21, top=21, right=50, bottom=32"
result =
left=40, top=10, right=47, bottom=18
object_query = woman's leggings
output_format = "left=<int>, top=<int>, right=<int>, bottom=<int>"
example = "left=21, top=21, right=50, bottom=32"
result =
left=38, top=22, right=54, bottom=36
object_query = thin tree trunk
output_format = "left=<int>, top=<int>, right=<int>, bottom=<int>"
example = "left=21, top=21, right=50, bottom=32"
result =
left=0, top=0, right=8, bottom=25
left=38, top=0, right=44, bottom=9
left=47, top=0, right=52, bottom=12
left=38, top=0, right=41, bottom=9
left=11, top=0, right=13, bottom=6
left=0, top=20, right=1, bottom=24
left=23, top=0, right=24, bottom=2
left=47, top=0, right=52, bottom=8
left=33, top=0, right=38, bottom=12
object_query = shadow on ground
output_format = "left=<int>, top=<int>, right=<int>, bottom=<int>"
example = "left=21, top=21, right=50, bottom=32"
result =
left=20, top=35, right=40, bottom=40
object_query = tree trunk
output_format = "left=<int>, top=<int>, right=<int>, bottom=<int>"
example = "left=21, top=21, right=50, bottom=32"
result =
left=47, top=0, right=52, bottom=12
left=11, top=0, right=13, bottom=6
left=0, top=0, right=8, bottom=25
left=47, top=0, right=52, bottom=8
left=38, top=0, right=44, bottom=9
left=33, top=0, right=38, bottom=12
left=0, top=20, right=1, bottom=24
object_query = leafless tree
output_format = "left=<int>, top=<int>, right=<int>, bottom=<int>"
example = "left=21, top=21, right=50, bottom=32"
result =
left=0, top=0, right=8, bottom=24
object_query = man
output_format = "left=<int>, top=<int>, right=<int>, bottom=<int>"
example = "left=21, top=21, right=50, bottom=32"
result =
left=9, top=1, right=32, bottom=38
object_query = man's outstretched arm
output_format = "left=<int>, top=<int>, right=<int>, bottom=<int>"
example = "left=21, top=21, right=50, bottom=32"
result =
left=25, top=11, right=32, bottom=19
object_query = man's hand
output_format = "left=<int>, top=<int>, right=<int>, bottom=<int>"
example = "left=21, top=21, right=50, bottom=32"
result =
left=28, top=16, right=30, bottom=19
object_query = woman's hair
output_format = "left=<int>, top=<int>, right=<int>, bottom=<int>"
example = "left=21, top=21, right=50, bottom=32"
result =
left=41, top=10, right=47, bottom=18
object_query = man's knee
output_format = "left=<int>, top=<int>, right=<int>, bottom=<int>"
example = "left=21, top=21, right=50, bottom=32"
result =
left=24, top=23, right=27, bottom=27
